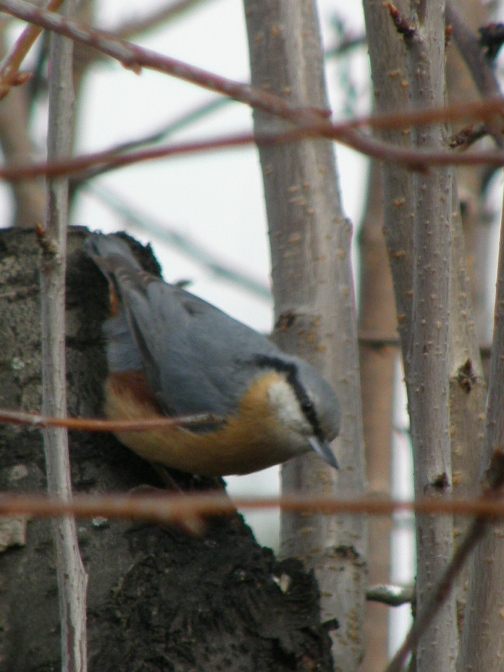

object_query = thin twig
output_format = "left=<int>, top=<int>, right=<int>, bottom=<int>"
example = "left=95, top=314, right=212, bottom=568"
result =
left=82, top=182, right=271, bottom=299
left=0, top=0, right=64, bottom=99
left=69, top=95, right=504, bottom=184
left=113, top=0, right=211, bottom=39
left=366, top=584, right=414, bottom=607
left=2, top=492, right=504, bottom=522
left=384, top=449, right=504, bottom=672
left=325, top=34, right=366, bottom=59
left=2, top=122, right=504, bottom=187
left=70, top=96, right=228, bottom=186
left=0, top=407, right=225, bottom=431
left=0, top=0, right=332, bottom=122
left=41, top=3, right=87, bottom=669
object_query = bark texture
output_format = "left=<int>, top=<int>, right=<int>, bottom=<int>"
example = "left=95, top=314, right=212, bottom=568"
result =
left=243, top=1, right=367, bottom=670
left=42, top=6, right=88, bottom=669
left=457, top=198, right=504, bottom=672
left=358, top=162, right=395, bottom=672
left=363, top=1, right=486, bottom=669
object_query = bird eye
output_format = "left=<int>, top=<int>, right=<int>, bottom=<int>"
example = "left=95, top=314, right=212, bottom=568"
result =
left=301, top=398, right=313, bottom=412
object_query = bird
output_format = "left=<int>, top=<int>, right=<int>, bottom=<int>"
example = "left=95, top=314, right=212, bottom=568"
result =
left=85, top=233, right=340, bottom=476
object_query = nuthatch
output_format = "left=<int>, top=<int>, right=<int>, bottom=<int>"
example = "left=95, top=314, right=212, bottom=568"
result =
left=85, top=233, right=340, bottom=476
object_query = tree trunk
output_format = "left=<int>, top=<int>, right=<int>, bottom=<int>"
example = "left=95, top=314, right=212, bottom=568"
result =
left=244, top=1, right=367, bottom=669
left=363, top=1, right=485, bottom=670
left=358, top=160, right=396, bottom=672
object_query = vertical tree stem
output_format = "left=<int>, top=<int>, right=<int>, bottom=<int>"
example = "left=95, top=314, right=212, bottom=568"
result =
left=243, top=1, right=366, bottom=669
left=457, top=194, right=504, bottom=672
left=405, top=3, right=458, bottom=670
left=41, top=1, right=88, bottom=670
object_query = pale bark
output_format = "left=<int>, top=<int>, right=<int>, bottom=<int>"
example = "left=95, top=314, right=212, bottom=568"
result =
left=456, top=192, right=504, bottom=672
left=403, top=7, right=458, bottom=671
left=358, top=161, right=395, bottom=672
left=41, top=3, right=88, bottom=670
left=443, top=3, right=488, bottom=637
left=363, top=0, right=486, bottom=669
left=0, top=28, right=45, bottom=228
left=361, top=0, right=415, bottom=355
left=244, top=1, right=367, bottom=669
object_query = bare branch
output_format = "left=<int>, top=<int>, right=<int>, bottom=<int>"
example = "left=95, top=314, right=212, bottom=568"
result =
left=2, top=491, right=504, bottom=522
left=0, top=0, right=64, bottom=99
left=404, top=4, right=457, bottom=671
left=244, top=1, right=366, bottom=668
left=0, top=407, right=226, bottom=431
left=0, top=0, right=330, bottom=121
left=456, top=182, right=504, bottom=672
left=113, top=0, right=212, bottom=40
left=41, top=2, right=87, bottom=669
left=366, top=584, right=414, bottom=607
left=69, top=96, right=228, bottom=186
left=3, top=119, right=504, bottom=187
left=445, top=1, right=504, bottom=148
left=1, top=0, right=503, bottom=153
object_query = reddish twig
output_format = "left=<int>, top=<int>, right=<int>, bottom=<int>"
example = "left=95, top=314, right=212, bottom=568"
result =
left=0, top=0, right=328, bottom=124
left=1, top=0, right=504, bottom=168
left=384, top=2, right=415, bottom=39
left=1, top=122, right=504, bottom=187
left=3, top=492, right=504, bottom=524
left=0, top=0, right=502, bottom=178
left=0, top=408, right=225, bottom=431
left=353, top=97, right=504, bottom=130
left=0, top=0, right=64, bottom=99
left=446, top=0, right=504, bottom=148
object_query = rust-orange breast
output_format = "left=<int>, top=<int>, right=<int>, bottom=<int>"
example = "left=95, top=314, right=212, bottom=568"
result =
left=104, top=370, right=303, bottom=475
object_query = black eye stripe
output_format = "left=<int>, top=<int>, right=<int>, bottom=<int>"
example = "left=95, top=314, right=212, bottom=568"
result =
left=251, top=355, right=323, bottom=438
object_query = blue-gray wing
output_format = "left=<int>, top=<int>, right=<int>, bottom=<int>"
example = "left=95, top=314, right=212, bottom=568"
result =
left=86, top=233, right=279, bottom=417
left=118, top=277, right=280, bottom=417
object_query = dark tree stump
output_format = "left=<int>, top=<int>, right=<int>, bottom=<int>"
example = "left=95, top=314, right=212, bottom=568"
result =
left=0, top=227, right=334, bottom=672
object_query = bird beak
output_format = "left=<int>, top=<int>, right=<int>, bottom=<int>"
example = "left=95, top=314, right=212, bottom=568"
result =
left=308, top=436, right=339, bottom=470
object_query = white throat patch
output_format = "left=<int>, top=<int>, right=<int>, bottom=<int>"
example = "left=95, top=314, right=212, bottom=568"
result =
left=267, top=378, right=312, bottom=435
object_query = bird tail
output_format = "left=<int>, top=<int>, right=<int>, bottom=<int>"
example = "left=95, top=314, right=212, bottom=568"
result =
left=85, top=232, right=146, bottom=372
left=85, top=232, right=143, bottom=273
